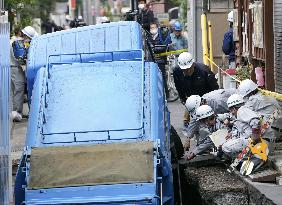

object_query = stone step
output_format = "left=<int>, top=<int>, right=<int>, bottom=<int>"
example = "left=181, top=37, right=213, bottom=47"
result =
left=269, top=155, right=282, bottom=174
left=273, top=142, right=282, bottom=150
left=248, top=169, right=280, bottom=182
left=179, top=154, right=222, bottom=167
left=271, top=150, right=282, bottom=156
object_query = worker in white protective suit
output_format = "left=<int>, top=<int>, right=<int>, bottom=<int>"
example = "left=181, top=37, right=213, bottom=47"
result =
left=221, top=94, right=261, bottom=158
left=183, top=89, right=237, bottom=151
left=238, top=79, right=281, bottom=142
left=186, top=105, right=224, bottom=160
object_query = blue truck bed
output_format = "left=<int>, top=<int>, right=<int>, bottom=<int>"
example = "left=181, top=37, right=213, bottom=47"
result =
left=27, top=58, right=151, bottom=146
left=27, top=21, right=143, bottom=101
left=15, top=22, right=174, bottom=205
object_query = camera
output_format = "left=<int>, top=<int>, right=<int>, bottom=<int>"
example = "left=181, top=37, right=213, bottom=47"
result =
left=69, top=18, right=87, bottom=28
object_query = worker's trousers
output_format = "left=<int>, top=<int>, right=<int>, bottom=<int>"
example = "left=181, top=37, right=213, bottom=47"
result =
left=11, top=66, right=25, bottom=113
left=222, top=137, right=249, bottom=158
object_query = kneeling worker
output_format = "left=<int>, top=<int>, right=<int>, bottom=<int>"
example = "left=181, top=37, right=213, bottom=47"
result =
left=186, top=105, right=224, bottom=160
left=222, top=94, right=261, bottom=158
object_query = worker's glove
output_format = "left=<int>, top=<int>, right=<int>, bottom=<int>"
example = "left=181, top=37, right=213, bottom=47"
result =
left=223, top=118, right=231, bottom=125
left=186, top=153, right=196, bottom=161
left=183, top=138, right=191, bottom=151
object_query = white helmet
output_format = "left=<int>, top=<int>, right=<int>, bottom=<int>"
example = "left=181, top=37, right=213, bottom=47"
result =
left=227, top=94, right=244, bottom=108
left=196, top=105, right=214, bottom=120
left=178, top=52, right=194, bottom=70
left=21, top=26, right=38, bottom=39
left=185, top=95, right=202, bottom=118
left=169, top=19, right=176, bottom=27
left=238, top=79, right=258, bottom=97
left=227, top=11, right=234, bottom=22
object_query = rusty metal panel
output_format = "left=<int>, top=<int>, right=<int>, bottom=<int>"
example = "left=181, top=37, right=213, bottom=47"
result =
left=273, top=0, right=282, bottom=96
left=263, top=0, right=274, bottom=91
left=0, top=22, right=10, bottom=204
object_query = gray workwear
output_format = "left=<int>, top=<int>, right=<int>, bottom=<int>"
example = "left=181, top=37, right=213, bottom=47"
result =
left=222, top=107, right=260, bottom=157
left=186, top=119, right=199, bottom=139
left=191, top=118, right=224, bottom=156
left=10, top=37, right=26, bottom=113
left=186, top=89, right=237, bottom=139
left=244, top=93, right=281, bottom=141
left=202, top=88, right=237, bottom=114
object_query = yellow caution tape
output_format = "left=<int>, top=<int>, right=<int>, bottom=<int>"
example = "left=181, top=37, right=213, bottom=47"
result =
left=258, top=89, right=282, bottom=101
left=204, top=55, right=282, bottom=101
left=204, top=55, right=240, bottom=82
left=154, top=49, right=187, bottom=57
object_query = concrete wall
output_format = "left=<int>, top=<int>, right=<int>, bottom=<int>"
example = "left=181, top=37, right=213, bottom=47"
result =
left=187, top=0, right=233, bottom=69
left=206, top=13, right=231, bottom=69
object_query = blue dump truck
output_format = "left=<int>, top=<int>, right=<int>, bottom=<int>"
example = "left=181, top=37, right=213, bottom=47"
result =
left=15, top=22, right=179, bottom=204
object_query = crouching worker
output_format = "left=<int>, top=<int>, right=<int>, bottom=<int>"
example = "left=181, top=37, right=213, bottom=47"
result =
left=186, top=105, right=224, bottom=160
left=222, top=94, right=261, bottom=158
left=238, top=79, right=281, bottom=143
left=183, top=89, right=237, bottom=150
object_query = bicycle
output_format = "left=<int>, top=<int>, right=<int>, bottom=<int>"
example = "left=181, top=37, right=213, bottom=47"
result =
left=166, top=54, right=179, bottom=102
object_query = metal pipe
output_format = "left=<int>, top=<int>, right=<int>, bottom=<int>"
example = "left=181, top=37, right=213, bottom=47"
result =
left=201, top=13, right=209, bottom=65
left=208, top=20, right=214, bottom=72
left=191, top=0, right=197, bottom=60
left=68, top=0, right=72, bottom=18
left=0, top=0, right=4, bottom=9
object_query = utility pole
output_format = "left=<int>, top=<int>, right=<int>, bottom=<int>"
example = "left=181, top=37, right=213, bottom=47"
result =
left=94, top=0, right=98, bottom=24
left=187, top=0, right=197, bottom=60
left=69, top=0, right=72, bottom=18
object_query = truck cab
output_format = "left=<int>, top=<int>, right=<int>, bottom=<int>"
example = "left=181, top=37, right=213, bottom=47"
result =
left=15, top=22, right=174, bottom=204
